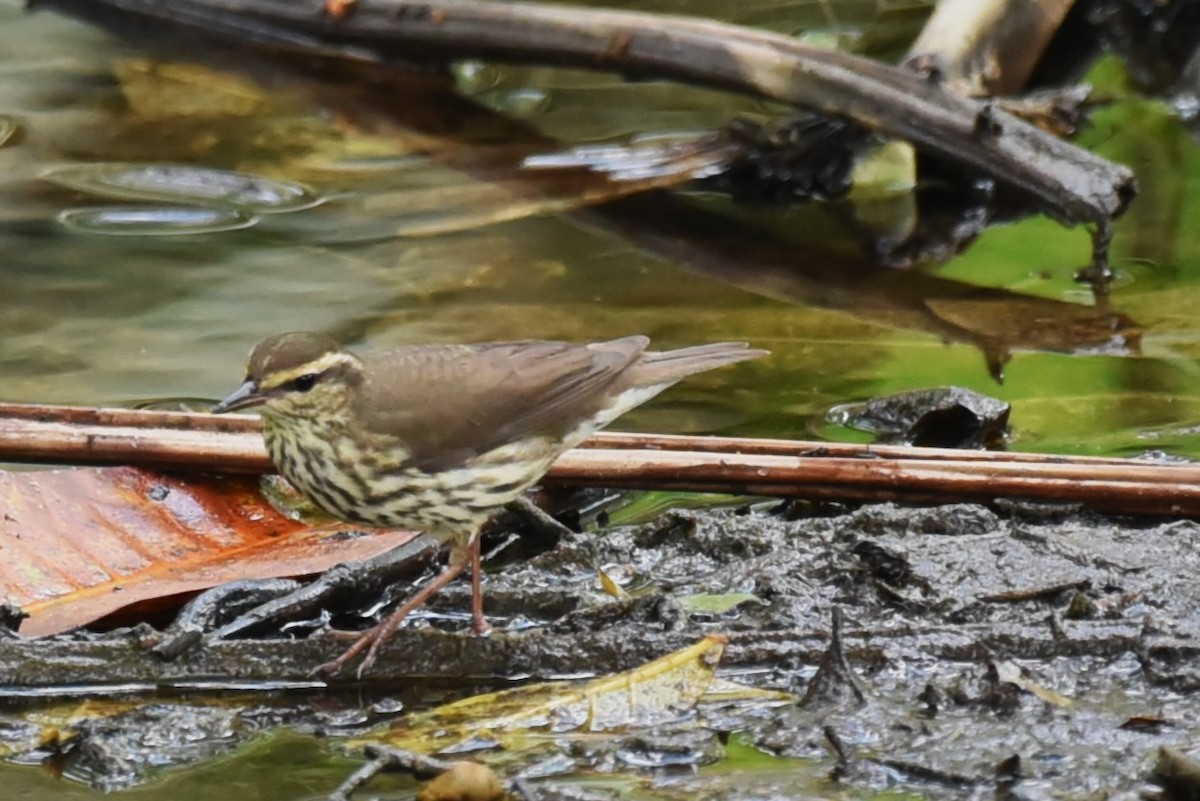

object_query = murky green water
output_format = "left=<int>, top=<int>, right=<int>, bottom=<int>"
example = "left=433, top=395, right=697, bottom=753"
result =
left=3, top=0, right=1197, bottom=458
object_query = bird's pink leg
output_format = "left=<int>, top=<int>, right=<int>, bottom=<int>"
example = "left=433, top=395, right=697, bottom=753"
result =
left=469, top=537, right=492, bottom=636
left=315, top=548, right=468, bottom=678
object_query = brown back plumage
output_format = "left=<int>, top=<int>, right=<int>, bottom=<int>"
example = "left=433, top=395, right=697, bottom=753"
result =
left=355, top=336, right=766, bottom=471
left=355, top=336, right=645, bottom=470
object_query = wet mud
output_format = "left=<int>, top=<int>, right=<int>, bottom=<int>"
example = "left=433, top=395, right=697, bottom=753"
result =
left=4, top=500, right=1200, bottom=796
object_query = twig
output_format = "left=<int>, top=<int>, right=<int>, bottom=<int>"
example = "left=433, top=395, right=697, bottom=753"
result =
left=3, top=403, right=1200, bottom=516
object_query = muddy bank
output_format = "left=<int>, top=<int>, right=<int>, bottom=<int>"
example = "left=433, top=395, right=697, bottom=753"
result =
left=3, top=501, right=1199, bottom=796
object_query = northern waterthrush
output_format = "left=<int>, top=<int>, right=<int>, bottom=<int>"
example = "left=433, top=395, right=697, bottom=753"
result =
left=213, top=332, right=767, bottom=675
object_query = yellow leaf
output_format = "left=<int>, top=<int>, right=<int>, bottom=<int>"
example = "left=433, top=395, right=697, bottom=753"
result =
left=597, top=568, right=630, bottom=599
left=362, top=635, right=727, bottom=753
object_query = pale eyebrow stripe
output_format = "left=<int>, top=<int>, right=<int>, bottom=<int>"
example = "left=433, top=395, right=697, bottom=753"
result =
left=259, top=352, right=356, bottom=389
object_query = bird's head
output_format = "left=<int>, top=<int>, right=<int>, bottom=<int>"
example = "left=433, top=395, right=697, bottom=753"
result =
left=212, top=332, right=363, bottom=421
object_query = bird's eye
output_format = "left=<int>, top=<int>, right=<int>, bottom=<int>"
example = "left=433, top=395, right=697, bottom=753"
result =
left=292, top=373, right=319, bottom=392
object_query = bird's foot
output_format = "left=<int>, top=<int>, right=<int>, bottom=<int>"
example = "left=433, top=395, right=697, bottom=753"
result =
left=312, top=553, right=471, bottom=678
left=313, top=616, right=401, bottom=678
left=317, top=602, right=492, bottom=676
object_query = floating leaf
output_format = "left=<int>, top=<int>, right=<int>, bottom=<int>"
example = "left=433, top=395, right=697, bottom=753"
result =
left=42, top=164, right=321, bottom=214
left=56, top=205, right=258, bottom=236
left=0, top=466, right=417, bottom=636
left=678, top=592, right=763, bottom=614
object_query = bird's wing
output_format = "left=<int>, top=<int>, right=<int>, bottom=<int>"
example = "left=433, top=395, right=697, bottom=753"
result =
left=356, top=336, right=648, bottom=470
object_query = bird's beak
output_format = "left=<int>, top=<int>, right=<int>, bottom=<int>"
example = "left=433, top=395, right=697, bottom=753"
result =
left=212, top=380, right=266, bottom=414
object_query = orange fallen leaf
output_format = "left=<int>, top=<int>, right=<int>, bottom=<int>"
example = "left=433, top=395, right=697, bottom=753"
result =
left=0, top=466, right=416, bottom=636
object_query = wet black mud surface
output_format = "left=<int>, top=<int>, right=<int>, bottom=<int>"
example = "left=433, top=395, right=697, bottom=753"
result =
left=4, top=501, right=1200, bottom=796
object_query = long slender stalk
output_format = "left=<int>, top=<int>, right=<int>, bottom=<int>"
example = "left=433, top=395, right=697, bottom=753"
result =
left=1, top=403, right=1196, bottom=516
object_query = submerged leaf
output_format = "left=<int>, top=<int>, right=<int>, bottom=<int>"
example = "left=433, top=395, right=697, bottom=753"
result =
left=0, top=113, right=18, bottom=148
left=114, top=59, right=273, bottom=119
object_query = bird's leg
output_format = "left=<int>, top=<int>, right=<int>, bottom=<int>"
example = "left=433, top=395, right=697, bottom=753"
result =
left=314, top=546, right=471, bottom=678
left=468, top=537, right=492, bottom=636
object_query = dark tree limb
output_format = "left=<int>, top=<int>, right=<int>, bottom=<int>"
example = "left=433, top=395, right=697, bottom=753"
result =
left=32, top=0, right=1134, bottom=229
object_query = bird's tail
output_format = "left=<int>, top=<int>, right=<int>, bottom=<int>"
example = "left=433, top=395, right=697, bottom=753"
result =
left=575, top=340, right=767, bottom=436
left=632, top=342, right=768, bottom=385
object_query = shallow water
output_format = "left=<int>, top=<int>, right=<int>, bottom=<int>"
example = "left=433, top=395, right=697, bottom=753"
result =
left=1, top=1, right=1197, bottom=458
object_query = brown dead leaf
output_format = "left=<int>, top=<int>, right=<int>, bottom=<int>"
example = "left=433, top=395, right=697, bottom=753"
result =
left=0, top=466, right=416, bottom=637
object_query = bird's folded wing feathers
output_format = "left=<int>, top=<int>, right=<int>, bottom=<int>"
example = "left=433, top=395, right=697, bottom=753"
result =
left=355, top=337, right=648, bottom=470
